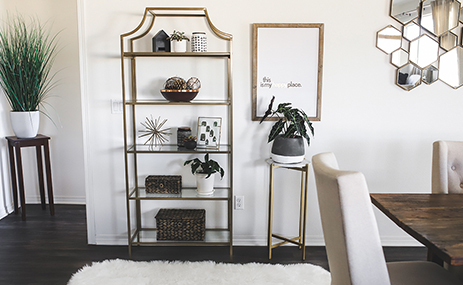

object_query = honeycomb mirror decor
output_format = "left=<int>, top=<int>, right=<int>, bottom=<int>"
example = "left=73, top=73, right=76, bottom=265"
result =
left=376, top=25, right=403, bottom=54
left=409, top=34, right=439, bottom=68
left=403, top=22, right=421, bottom=40
left=391, top=48, right=410, bottom=67
left=390, top=0, right=421, bottom=24
left=440, top=31, right=458, bottom=50
left=439, top=46, right=463, bottom=88
left=397, top=63, right=422, bottom=90
left=420, top=0, right=460, bottom=37
left=422, top=64, right=439, bottom=84
left=378, top=0, right=463, bottom=90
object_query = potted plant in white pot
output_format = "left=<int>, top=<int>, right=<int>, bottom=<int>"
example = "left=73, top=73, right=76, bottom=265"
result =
left=184, top=153, right=224, bottom=196
left=260, top=96, right=314, bottom=164
left=0, top=16, right=59, bottom=138
left=167, top=30, right=189, bottom=53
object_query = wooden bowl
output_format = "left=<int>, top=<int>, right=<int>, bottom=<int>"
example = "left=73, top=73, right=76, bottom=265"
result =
left=160, top=89, right=199, bottom=102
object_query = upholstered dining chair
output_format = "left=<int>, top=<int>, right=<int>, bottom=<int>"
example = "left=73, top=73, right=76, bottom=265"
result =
left=432, top=140, right=463, bottom=194
left=312, top=152, right=462, bottom=285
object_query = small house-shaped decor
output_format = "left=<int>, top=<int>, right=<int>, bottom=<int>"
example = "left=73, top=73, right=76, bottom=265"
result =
left=152, top=30, right=170, bottom=52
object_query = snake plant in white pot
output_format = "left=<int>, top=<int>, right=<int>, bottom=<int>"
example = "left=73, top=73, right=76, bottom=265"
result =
left=0, top=16, right=59, bottom=138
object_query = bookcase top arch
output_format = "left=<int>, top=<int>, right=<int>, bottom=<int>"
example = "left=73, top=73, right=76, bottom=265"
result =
left=121, top=7, right=232, bottom=52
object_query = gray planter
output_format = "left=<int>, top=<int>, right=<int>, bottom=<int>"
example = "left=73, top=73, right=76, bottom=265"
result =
left=271, top=135, right=305, bottom=164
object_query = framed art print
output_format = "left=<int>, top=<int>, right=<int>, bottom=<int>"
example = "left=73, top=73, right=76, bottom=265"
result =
left=252, top=23, right=324, bottom=121
left=196, top=117, right=222, bottom=148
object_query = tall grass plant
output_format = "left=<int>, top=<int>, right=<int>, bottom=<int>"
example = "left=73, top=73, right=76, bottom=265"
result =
left=0, top=15, right=58, bottom=112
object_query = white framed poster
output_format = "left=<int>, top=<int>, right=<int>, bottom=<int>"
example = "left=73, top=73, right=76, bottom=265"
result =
left=252, top=23, right=324, bottom=121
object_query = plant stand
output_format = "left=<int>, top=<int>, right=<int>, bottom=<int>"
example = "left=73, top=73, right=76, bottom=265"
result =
left=6, top=134, right=54, bottom=221
left=266, top=158, right=309, bottom=260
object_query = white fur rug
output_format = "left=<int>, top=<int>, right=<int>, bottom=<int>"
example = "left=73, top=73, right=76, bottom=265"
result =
left=68, top=259, right=331, bottom=285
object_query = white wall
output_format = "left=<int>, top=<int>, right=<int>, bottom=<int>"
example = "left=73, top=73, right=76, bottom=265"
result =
left=5, top=0, right=462, bottom=246
left=0, top=0, right=85, bottom=219
left=76, top=0, right=463, bottom=246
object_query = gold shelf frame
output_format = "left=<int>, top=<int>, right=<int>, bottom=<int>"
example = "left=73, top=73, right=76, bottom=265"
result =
left=120, top=7, right=233, bottom=259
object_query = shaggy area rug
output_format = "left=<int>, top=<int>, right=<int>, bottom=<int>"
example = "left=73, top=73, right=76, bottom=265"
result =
left=68, top=259, right=331, bottom=285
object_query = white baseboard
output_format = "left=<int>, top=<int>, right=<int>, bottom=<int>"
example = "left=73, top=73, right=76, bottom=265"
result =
left=92, top=234, right=420, bottom=247
left=25, top=195, right=86, bottom=205
left=379, top=236, right=423, bottom=247
left=0, top=196, right=86, bottom=220
left=0, top=203, right=14, bottom=220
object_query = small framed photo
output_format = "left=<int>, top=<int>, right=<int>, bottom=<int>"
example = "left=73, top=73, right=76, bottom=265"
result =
left=197, top=117, right=222, bottom=148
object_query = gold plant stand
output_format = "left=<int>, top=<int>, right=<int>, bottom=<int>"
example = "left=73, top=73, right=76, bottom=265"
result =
left=266, top=159, right=309, bottom=260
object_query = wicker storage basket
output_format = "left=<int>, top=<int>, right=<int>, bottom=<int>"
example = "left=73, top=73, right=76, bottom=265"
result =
left=145, top=175, right=181, bottom=194
left=155, top=208, right=205, bottom=241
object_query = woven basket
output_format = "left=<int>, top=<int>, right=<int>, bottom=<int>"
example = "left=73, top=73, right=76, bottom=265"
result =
left=155, top=208, right=205, bottom=241
left=145, top=175, right=181, bottom=194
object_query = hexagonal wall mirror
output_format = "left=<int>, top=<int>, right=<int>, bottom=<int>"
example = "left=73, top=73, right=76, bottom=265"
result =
left=409, top=35, right=439, bottom=68
left=422, top=64, right=439, bottom=84
left=440, top=32, right=458, bottom=51
left=421, top=0, right=460, bottom=37
left=439, top=46, right=463, bottom=89
left=391, top=48, right=409, bottom=67
left=403, top=22, right=421, bottom=41
left=390, top=0, right=421, bottom=24
left=378, top=0, right=463, bottom=90
left=397, top=63, right=422, bottom=91
left=377, top=26, right=403, bottom=54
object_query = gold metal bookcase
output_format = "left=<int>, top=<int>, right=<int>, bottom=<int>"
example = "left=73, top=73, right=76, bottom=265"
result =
left=120, top=7, right=233, bottom=258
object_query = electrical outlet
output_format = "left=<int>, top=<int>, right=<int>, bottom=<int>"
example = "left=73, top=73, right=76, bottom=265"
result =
left=235, top=196, right=244, bottom=210
left=111, top=99, right=123, bottom=114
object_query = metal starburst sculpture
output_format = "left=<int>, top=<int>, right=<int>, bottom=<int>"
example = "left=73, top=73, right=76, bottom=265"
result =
left=139, top=115, right=172, bottom=148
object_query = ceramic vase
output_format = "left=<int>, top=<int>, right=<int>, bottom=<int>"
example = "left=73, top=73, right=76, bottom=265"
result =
left=10, top=111, right=40, bottom=138
left=195, top=173, right=215, bottom=196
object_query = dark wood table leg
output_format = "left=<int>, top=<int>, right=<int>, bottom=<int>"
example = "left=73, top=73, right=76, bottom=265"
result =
left=427, top=248, right=444, bottom=266
left=14, top=142, right=26, bottom=221
left=7, top=144, right=19, bottom=214
left=43, top=140, right=54, bottom=216
left=36, top=145, right=46, bottom=210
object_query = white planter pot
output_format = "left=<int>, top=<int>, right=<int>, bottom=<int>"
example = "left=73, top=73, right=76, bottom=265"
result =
left=171, top=40, right=187, bottom=52
left=195, top=173, right=216, bottom=196
left=10, top=111, right=40, bottom=138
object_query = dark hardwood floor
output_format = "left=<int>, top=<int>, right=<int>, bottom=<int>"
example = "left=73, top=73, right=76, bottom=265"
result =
left=0, top=204, right=427, bottom=285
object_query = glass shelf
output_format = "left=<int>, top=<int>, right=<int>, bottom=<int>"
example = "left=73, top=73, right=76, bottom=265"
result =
left=129, top=187, right=230, bottom=200
left=124, top=99, right=230, bottom=105
left=123, top=52, right=230, bottom=58
left=127, top=144, right=231, bottom=153
left=132, top=228, right=231, bottom=245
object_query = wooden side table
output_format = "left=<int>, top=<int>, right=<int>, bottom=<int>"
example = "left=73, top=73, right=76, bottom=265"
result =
left=6, top=135, right=54, bottom=220
left=266, top=159, right=309, bottom=260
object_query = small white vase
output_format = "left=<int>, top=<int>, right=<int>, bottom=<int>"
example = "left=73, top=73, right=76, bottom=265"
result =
left=195, top=173, right=216, bottom=196
left=171, top=40, right=187, bottom=52
left=10, top=111, right=40, bottom=138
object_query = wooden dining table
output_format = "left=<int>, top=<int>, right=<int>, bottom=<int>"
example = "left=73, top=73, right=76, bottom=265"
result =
left=370, top=193, right=463, bottom=266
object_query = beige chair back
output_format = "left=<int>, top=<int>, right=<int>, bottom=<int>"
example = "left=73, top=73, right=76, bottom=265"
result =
left=312, top=152, right=391, bottom=285
left=432, top=141, right=463, bottom=194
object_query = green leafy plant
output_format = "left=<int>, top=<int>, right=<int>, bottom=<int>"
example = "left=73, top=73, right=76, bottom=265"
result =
left=184, top=153, right=224, bottom=179
left=167, top=30, right=190, bottom=41
left=184, top=135, right=196, bottom=142
left=0, top=15, right=59, bottom=112
left=259, top=96, right=314, bottom=146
